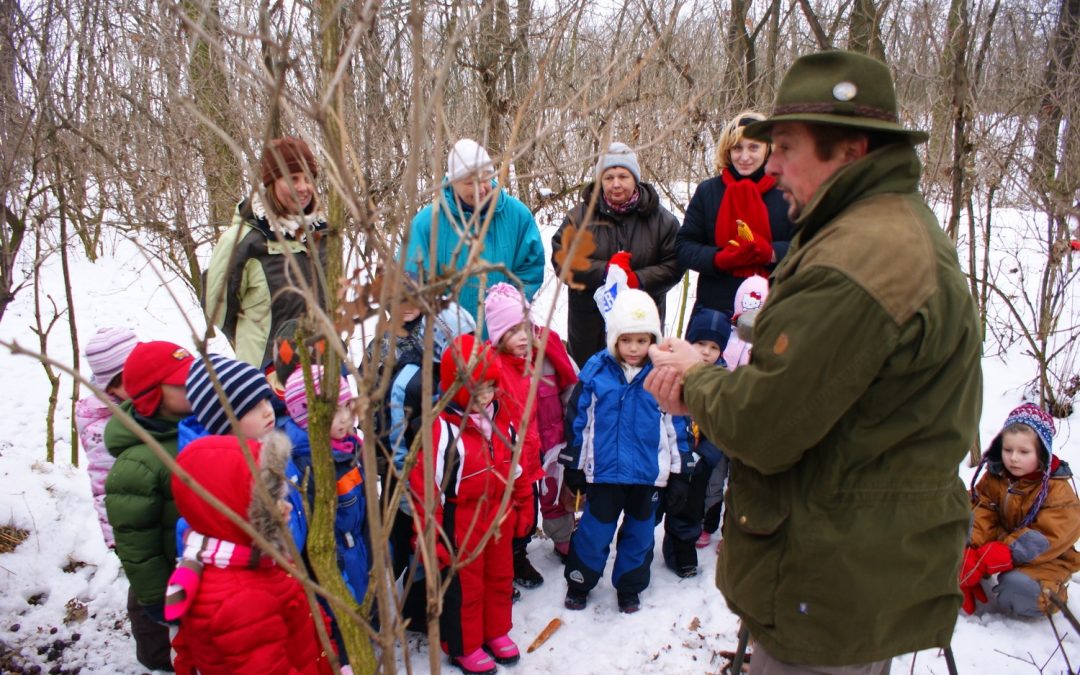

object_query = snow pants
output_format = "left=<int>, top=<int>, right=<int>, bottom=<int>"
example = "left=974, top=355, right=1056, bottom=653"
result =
left=565, top=483, right=659, bottom=594
left=662, top=462, right=709, bottom=570
left=440, top=502, right=514, bottom=658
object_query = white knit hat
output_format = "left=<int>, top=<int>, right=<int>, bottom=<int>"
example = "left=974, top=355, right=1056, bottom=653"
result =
left=447, top=138, right=494, bottom=182
left=605, top=289, right=661, bottom=355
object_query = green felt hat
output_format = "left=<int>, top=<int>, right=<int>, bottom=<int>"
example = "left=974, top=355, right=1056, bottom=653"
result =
left=744, top=50, right=928, bottom=144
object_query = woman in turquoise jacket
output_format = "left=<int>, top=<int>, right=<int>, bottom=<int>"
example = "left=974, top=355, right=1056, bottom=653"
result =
left=402, top=138, right=545, bottom=321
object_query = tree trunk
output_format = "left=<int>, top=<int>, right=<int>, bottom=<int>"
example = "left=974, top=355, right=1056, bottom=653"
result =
left=181, top=0, right=243, bottom=236
left=848, top=0, right=886, bottom=59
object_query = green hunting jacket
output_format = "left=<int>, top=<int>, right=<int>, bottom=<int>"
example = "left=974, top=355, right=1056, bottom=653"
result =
left=683, top=143, right=983, bottom=665
left=103, top=401, right=181, bottom=605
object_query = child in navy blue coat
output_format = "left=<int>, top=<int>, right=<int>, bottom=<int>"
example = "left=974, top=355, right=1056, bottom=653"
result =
left=661, top=307, right=731, bottom=577
left=560, top=289, right=693, bottom=613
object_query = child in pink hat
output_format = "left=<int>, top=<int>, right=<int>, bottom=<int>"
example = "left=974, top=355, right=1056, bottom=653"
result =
left=484, top=282, right=579, bottom=588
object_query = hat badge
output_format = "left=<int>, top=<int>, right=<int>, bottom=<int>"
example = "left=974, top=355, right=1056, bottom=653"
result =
left=832, top=81, right=857, bottom=101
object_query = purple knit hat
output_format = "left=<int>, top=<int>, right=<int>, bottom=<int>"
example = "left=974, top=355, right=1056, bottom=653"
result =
left=283, top=365, right=353, bottom=430
left=971, top=403, right=1057, bottom=528
left=85, top=327, right=138, bottom=389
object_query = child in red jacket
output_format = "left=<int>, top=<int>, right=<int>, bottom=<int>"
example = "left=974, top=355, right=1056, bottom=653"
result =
left=484, top=282, right=579, bottom=586
left=409, top=334, right=532, bottom=675
left=167, top=355, right=332, bottom=675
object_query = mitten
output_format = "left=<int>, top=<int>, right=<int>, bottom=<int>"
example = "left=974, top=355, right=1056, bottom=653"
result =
left=713, top=241, right=769, bottom=271
left=975, top=541, right=1013, bottom=575
left=665, top=473, right=691, bottom=514
left=607, top=251, right=640, bottom=288
left=512, top=479, right=537, bottom=539
left=563, top=467, right=587, bottom=497
left=1071, top=240, right=1080, bottom=251
left=961, top=580, right=988, bottom=615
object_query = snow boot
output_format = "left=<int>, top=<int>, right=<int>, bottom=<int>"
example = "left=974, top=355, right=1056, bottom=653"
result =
left=452, top=648, right=497, bottom=675
left=617, top=591, right=641, bottom=614
left=695, top=531, right=711, bottom=549
left=514, top=548, right=544, bottom=588
left=484, top=634, right=521, bottom=665
left=565, top=589, right=588, bottom=610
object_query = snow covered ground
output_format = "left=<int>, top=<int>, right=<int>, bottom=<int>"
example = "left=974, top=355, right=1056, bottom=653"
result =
left=0, top=225, right=1076, bottom=674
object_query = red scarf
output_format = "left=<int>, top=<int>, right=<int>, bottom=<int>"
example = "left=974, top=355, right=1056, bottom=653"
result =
left=715, top=168, right=776, bottom=277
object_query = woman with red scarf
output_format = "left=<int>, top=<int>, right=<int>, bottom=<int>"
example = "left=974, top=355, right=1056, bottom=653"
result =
left=676, top=111, right=794, bottom=319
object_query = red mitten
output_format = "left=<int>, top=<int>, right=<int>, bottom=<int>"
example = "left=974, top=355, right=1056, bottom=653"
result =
left=1071, top=240, right=1080, bottom=251
left=607, top=251, right=639, bottom=288
left=961, top=581, right=988, bottom=615
left=957, top=547, right=982, bottom=588
left=713, top=243, right=761, bottom=271
left=512, top=479, right=537, bottom=539
left=976, top=541, right=1014, bottom=575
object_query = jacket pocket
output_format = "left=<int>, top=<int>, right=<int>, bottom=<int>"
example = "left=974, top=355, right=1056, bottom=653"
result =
left=716, top=461, right=791, bottom=628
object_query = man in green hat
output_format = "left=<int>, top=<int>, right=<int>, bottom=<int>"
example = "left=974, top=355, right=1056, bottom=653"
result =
left=645, top=50, right=983, bottom=672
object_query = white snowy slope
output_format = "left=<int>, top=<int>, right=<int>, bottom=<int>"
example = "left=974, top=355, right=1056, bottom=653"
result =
left=0, top=222, right=1076, bottom=674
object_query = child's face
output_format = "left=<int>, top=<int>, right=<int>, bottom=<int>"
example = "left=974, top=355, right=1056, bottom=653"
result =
left=399, top=301, right=421, bottom=325
left=237, top=398, right=276, bottom=440
left=159, top=384, right=193, bottom=417
left=499, top=322, right=531, bottom=358
left=1001, top=429, right=1041, bottom=476
left=470, top=382, right=496, bottom=411
left=330, top=402, right=355, bottom=441
left=616, top=333, right=653, bottom=367
left=693, top=339, right=722, bottom=364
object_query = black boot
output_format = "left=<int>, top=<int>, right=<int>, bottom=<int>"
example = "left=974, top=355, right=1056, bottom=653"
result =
left=513, top=548, right=544, bottom=589
left=617, top=591, right=641, bottom=614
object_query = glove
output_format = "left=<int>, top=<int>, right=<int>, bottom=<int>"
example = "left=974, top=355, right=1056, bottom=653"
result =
left=713, top=238, right=773, bottom=272
left=961, top=579, right=988, bottom=615
left=512, top=480, right=537, bottom=539
left=607, top=251, right=640, bottom=288
left=958, top=542, right=1014, bottom=615
left=1071, top=240, right=1080, bottom=251
left=563, top=468, right=587, bottom=497
left=665, top=473, right=691, bottom=514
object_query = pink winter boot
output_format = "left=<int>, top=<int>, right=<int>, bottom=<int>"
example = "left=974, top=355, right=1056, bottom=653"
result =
left=485, top=634, right=521, bottom=665
left=452, top=647, right=497, bottom=675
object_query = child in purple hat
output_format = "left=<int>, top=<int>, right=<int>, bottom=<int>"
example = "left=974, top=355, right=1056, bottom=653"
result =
left=74, top=326, right=138, bottom=548
left=961, top=403, right=1080, bottom=617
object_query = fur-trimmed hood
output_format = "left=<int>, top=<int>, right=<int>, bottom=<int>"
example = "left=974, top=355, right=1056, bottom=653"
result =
left=173, top=431, right=293, bottom=552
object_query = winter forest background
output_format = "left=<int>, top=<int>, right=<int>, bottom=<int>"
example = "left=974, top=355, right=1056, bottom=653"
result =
left=1, top=0, right=1079, bottom=672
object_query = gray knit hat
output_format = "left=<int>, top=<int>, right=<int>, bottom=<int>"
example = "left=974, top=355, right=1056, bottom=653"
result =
left=595, top=142, right=641, bottom=183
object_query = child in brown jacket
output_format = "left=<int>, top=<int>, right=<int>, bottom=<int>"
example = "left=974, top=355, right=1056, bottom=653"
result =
left=961, top=403, right=1080, bottom=617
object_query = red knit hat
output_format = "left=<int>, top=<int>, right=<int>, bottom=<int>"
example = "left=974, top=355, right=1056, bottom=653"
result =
left=123, top=341, right=194, bottom=416
left=439, top=334, right=500, bottom=409
left=260, top=136, right=318, bottom=187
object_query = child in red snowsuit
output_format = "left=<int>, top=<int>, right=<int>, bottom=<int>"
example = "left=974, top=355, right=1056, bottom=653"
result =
left=409, top=334, right=532, bottom=675
left=484, top=282, right=579, bottom=586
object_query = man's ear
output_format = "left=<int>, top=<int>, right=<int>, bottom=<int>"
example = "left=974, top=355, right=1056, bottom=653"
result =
left=842, top=134, right=870, bottom=162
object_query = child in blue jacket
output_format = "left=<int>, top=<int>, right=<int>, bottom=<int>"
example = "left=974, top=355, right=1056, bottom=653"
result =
left=560, top=289, right=693, bottom=613
left=281, top=365, right=370, bottom=605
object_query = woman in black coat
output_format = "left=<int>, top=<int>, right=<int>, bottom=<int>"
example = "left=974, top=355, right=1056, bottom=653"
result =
left=551, top=142, right=682, bottom=367
left=676, top=111, right=794, bottom=318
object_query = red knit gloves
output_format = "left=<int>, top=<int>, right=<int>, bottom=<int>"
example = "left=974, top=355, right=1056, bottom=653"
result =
left=607, top=251, right=639, bottom=288
left=958, top=542, right=1014, bottom=614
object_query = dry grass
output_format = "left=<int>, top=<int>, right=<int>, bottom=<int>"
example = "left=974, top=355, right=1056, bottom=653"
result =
left=0, top=524, right=30, bottom=554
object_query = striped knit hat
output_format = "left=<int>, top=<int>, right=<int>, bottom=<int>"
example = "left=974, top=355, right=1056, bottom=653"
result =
left=283, top=365, right=353, bottom=430
left=186, top=355, right=273, bottom=435
left=971, top=402, right=1057, bottom=528
left=85, top=327, right=138, bottom=389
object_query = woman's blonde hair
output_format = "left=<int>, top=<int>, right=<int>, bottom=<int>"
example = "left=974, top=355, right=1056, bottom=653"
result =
left=713, top=110, right=768, bottom=174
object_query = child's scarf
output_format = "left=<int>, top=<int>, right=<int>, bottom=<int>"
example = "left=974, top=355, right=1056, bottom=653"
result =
left=164, top=528, right=278, bottom=621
